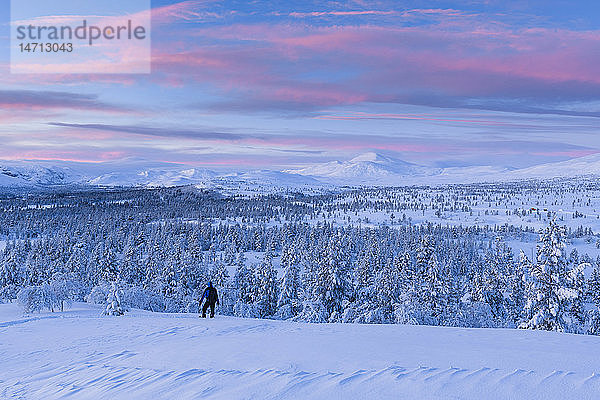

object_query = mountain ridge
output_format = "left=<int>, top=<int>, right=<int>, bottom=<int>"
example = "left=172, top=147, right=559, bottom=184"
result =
left=1, top=152, right=599, bottom=189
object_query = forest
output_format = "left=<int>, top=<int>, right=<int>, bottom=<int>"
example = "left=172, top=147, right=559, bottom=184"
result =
left=1, top=182, right=599, bottom=334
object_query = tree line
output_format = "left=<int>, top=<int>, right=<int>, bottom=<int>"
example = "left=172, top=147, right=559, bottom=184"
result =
left=0, top=187, right=599, bottom=334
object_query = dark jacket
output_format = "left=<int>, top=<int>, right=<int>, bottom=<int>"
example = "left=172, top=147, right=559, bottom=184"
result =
left=201, top=286, right=219, bottom=305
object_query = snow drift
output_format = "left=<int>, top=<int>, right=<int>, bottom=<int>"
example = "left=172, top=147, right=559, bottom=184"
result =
left=1, top=303, right=599, bottom=400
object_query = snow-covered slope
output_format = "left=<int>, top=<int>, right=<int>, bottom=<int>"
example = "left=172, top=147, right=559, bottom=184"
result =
left=219, top=170, right=323, bottom=187
left=505, top=153, right=600, bottom=180
left=0, top=162, right=83, bottom=187
left=286, top=152, right=600, bottom=186
left=0, top=160, right=322, bottom=192
left=88, top=167, right=217, bottom=187
left=3, top=152, right=600, bottom=190
left=284, top=151, right=524, bottom=185
left=0, top=160, right=219, bottom=188
left=1, top=302, right=599, bottom=400
left=284, top=152, right=436, bottom=184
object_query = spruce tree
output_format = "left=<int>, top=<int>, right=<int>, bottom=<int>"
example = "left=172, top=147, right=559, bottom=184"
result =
left=103, top=282, right=125, bottom=316
left=587, top=266, right=600, bottom=335
left=520, top=220, right=583, bottom=332
left=277, top=258, right=301, bottom=319
left=254, top=251, right=278, bottom=317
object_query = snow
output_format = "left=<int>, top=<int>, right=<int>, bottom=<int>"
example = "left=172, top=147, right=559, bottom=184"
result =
left=286, top=152, right=600, bottom=186
left=1, top=302, right=600, bottom=400
left=0, top=160, right=329, bottom=194
left=510, top=153, right=600, bottom=179
left=4, top=152, right=600, bottom=190
left=284, top=152, right=434, bottom=183
left=88, top=167, right=217, bottom=187
left=0, top=162, right=81, bottom=187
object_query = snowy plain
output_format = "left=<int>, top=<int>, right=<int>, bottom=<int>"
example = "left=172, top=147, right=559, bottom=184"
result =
left=1, top=302, right=600, bottom=400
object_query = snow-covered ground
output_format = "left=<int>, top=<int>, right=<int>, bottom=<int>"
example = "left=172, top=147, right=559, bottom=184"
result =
left=5, top=151, right=600, bottom=190
left=1, top=303, right=599, bottom=400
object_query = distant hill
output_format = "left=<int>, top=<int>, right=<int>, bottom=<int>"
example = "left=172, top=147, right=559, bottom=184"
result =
left=1, top=152, right=599, bottom=189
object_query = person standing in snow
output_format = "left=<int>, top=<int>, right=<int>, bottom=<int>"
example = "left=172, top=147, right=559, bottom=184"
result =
left=200, top=282, right=219, bottom=318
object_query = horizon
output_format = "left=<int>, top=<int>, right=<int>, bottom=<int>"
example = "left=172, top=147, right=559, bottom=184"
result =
left=1, top=1, right=600, bottom=171
left=1, top=149, right=599, bottom=174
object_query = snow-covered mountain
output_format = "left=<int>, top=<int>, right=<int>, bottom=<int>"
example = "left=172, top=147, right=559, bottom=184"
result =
left=0, top=160, right=218, bottom=188
left=87, top=167, right=218, bottom=187
left=284, top=152, right=512, bottom=185
left=2, top=152, right=600, bottom=190
left=285, top=152, right=600, bottom=185
left=0, top=160, right=324, bottom=193
left=504, top=153, right=600, bottom=179
left=0, top=162, right=83, bottom=187
left=284, top=152, right=436, bottom=184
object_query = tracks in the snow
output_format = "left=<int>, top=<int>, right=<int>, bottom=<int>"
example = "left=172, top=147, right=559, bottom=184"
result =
left=2, top=351, right=600, bottom=400
left=2, top=312, right=600, bottom=399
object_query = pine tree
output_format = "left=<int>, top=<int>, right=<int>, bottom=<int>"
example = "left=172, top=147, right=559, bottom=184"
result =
left=375, top=254, right=406, bottom=322
left=254, top=251, right=278, bottom=317
left=101, top=247, right=120, bottom=283
left=103, top=282, right=125, bottom=316
left=66, top=243, right=87, bottom=279
left=234, top=262, right=254, bottom=304
left=320, top=235, right=351, bottom=321
left=121, top=241, right=144, bottom=285
left=0, top=249, right=20, bottom=300
left=588, top=266, right=600, bottom=305
left=223, top=244, right=236, bottom=265
left=507, top=251, right=528, bottom=326
left=277, top=258, right=301, bottom=319
left=161, top=251, right=179, bottom=299
left=520, top=220, right=583, bottom=332
left=587, top=266, right=600, bottom=335
left=471, top=237, right=510, bottom=325
left=351, top=250, right=376, bottom=321
left=416, top=236, right=435, bottom=274
left=209, top=261, right=229, bottom=288
left=421, top=254, right=449, bottom=325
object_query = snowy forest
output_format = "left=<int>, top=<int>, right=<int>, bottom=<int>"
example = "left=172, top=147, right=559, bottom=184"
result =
left=1, top=181, right=600, bottom=335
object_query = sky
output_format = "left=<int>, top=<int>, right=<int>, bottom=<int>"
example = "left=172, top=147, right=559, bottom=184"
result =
left=1, top=0, right=600, bottom=170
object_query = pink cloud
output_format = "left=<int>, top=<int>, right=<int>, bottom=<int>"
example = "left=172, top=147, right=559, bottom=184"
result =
left=5, top=2, right=600, bottom=118
left=0, top=150, right=125, bottom=163
left=289, top=10, right=398, bottom=17
left=284, top=8, right=469, bottom=19
left=148, top=19, right=600, bottom=112
left=152, top=0, right=223, bottom=24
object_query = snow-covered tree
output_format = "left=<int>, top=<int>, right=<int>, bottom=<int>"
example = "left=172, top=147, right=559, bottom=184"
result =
left=17, top=285, right=44, bottom=313
left=209, top=261, right=229, bottom=288
left=49, top=272, right=77, bottom=312
left=101, top=247, right=120, bottom=283
left=587, top=266, right=600, bottom=335
left=316, top=236, right=352, bottom=322
left=254, top=251, right=278, bottom=317
left=0, top=249, right=21, bottom=301
left=420, top=254, right=449, bottom=325
left=506, top=251, right=528, bottom=326
left=470, top=237, right=511, bottom=325
left=520, top=220, right=584, bottom=332
left=104, top=282, right=125, bottom=316
left=276, top=257, right=301, bottom=319
left=234, top=262, right=255, bottom=305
